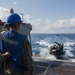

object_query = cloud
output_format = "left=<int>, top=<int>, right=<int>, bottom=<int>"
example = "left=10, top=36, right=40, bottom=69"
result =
left=23, top=15, right=43, bottom=33
left=13, top=2, right=17, bottom=5
left=45, top=18, right=51, bottom=24
left=0, top=7, right=9, bottom=21
left=23, top=15, right=75, bottom=33
left=0, top=7, right=75, bottom=33
left=49, top=18, right=75, bottom=33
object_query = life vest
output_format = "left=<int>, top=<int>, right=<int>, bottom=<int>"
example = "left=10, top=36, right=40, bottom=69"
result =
left=2, top=30, right=27, bottom=72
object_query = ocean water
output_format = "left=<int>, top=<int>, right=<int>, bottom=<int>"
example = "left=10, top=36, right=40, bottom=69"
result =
left=31, top=34, right=75, bottom=62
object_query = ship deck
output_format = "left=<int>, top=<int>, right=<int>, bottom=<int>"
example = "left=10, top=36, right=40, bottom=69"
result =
left=0, top=57, right=75, bottom=75
left=33, top=57, right=75, bottom=75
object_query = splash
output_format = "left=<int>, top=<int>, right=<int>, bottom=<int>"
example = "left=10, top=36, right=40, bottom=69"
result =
left=32, top=34, right=75, bottom=60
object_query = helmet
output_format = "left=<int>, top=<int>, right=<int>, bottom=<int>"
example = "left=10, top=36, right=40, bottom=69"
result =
left=6, top=13, right=22, bottom=25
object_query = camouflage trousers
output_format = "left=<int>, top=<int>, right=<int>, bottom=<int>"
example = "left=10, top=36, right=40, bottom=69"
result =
left=5, top=67, right=29, bottom=75
left=5, top=70, right=29, bottom=75
left=4, top=62, right=29, bottom=75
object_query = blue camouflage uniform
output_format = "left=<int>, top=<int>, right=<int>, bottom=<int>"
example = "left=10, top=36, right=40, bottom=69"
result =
left=1, top=30, right=31, bottom=75
left=0, top=13, right=33, bottom=75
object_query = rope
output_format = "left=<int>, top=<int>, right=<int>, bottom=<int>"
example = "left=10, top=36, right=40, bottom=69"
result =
left=43, top=63, right=51, bottom=75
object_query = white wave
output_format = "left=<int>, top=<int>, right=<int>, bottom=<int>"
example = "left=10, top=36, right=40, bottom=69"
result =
left=39, top=48, right=49, bottom=57
left=33, top=36, right=75, bottom=60
left=64, top=41, right=75, bottom=57
left=36, top=40, right=52, bottom=48
left=64, top=41, right=75, bottom=47
left=65, top=50, right=74, bottom=57
left=38, top=47, right=56, bottom=60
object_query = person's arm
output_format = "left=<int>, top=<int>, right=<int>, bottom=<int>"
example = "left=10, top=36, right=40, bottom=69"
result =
left=2, top=52, right=11, bottom=59
left=23, top=39, right=33, bottom=75
left=0, top=52, right=11, bottom=63
left=0, top=33, right=11, bottom=63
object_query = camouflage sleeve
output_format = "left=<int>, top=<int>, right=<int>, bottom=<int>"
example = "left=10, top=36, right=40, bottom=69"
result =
left=23, top=39, right=34, bottom=75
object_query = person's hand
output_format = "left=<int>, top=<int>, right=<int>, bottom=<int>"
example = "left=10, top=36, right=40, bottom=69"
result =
left=1, top=52, right=11, bottom=61
left=0, top=52, right=11, bottom=64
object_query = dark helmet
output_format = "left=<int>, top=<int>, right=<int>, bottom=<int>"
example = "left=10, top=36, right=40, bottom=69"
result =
left=6, top=13, right=22, bottom=25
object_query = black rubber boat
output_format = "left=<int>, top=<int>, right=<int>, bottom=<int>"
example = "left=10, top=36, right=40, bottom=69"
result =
left=49, top=42, right=66, bottom=59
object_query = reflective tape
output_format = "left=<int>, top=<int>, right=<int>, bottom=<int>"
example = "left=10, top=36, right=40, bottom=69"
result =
left=1, top=36, right=18, bottom=45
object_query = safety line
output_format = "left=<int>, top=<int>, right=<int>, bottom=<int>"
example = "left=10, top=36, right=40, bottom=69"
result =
left=43, top=62, right=52, bottom=75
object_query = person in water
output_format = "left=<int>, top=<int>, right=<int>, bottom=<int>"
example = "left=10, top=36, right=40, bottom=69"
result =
left=0, top=13, right=33, bottom=75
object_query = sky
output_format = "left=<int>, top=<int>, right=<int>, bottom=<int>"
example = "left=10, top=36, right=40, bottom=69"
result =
left=0, top=0, right=75, bottom=34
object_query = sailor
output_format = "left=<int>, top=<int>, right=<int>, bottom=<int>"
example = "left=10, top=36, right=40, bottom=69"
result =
left=10, top=8, right=14, bottom=14
left=0, top=13, right=33, bottom=75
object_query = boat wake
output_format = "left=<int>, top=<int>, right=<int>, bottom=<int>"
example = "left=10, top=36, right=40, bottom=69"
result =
left=32, top=35, right=75, bottom=62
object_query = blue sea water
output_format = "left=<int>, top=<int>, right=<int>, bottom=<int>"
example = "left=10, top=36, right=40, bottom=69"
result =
left=31, top=34, right=75, bottom=61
